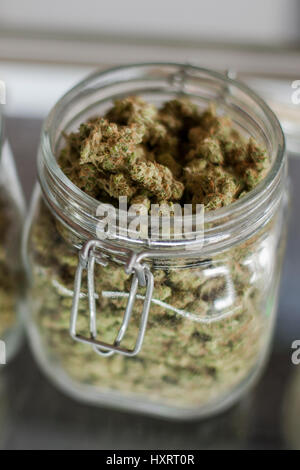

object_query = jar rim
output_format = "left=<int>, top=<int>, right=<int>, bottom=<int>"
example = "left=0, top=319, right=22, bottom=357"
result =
left=39, top=62, right=286, bottom=255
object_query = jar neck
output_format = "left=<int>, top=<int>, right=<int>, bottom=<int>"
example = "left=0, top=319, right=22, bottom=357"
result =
left=38, top=63, right=287, bottom=258
left=39, top=154, right=287, bottom=259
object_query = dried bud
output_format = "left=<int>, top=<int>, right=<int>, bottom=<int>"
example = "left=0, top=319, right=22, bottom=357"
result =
left=58, top=96, right=270, bottom=212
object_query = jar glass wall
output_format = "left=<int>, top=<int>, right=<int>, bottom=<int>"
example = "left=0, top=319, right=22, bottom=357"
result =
left=23, top=64, right=288, bottom=419
left=0, top=110, right=25, bottom=361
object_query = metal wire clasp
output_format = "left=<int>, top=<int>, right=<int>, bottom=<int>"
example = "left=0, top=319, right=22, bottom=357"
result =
left=70, top=239, right=154, bottom=357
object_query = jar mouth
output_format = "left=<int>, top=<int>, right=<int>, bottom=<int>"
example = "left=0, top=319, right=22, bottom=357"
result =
left=39, top=62, right=286, bottom=254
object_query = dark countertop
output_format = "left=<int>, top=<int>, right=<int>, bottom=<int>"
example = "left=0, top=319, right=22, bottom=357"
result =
left=0, top=117, right=299, bottom=450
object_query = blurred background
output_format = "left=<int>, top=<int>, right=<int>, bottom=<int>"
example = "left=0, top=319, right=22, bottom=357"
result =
left=0, top=0, right=300, bottom=450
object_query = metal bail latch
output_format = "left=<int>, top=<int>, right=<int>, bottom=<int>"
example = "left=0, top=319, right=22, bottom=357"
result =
left=69, top=239, right=154, bottom=357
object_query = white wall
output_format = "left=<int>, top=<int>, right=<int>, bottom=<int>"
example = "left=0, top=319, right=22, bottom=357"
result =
left=0, top=0, right=299, bottom=44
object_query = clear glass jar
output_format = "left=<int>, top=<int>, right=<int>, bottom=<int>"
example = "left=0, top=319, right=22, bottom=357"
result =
left=0, top=110, right=25, bottom=361
left=23, top=64, right=288, bottom=419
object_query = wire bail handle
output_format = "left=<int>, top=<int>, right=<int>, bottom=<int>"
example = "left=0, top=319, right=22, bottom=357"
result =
left=70, top=239, right=154, bottom=357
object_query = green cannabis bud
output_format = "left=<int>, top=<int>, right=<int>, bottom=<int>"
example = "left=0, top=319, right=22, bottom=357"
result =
left=59, top=96, right=270, bottom=211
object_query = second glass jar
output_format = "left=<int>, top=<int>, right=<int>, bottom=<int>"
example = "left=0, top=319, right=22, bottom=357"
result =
left=0, top=109, right=24, bottom=361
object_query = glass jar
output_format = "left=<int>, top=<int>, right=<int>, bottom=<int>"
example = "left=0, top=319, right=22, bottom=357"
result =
left=23, top=64, right=288, bottom=419
left=0, top=109, right=25, bottom=361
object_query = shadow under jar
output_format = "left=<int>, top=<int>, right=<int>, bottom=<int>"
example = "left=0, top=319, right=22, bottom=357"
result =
left=23, top=64, right=288, bottom=419
left=0, top=110, right=24, bottom=362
